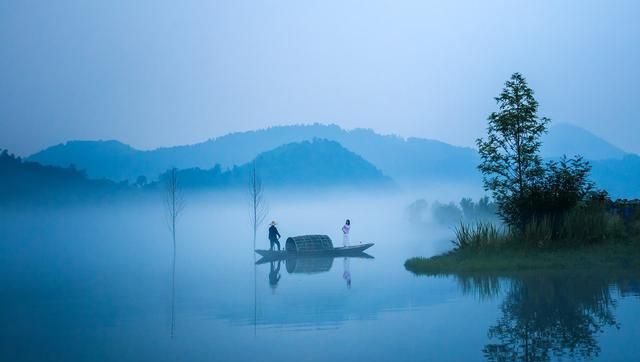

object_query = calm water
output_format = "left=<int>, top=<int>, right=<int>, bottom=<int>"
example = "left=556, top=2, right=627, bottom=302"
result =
left=1, top=193, right=639, bottom=362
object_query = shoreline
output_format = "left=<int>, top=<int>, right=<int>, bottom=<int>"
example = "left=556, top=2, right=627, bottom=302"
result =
left=405, top=241, right=640, bottom=275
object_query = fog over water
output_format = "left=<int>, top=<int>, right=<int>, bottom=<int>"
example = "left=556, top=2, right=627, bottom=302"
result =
left=3, top=1, right=640, bottom=360
left=1, top=188, right=639, bottom=361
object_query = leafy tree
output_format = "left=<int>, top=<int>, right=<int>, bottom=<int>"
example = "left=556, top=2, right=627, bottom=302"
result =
left=523, top=156, right=595, bottom=222
left=477, top=73, right=550, bottom=229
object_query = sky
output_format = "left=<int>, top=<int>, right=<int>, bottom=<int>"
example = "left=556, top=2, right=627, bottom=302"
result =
left=1, top=0, right=639, bottom=156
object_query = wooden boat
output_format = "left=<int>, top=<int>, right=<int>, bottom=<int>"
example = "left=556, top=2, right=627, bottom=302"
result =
left=255, top=243, right=374, bottom=259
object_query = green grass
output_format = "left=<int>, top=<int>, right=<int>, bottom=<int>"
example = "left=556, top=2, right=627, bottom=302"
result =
left=405, top=240, right=640, bottom=275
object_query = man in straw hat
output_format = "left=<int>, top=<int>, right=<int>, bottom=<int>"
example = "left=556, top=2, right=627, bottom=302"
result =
left=268, top=221, right=281, bottom=251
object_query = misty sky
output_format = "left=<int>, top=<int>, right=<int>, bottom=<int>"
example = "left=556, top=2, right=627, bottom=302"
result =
left=1, top=0, right=639, bottom=156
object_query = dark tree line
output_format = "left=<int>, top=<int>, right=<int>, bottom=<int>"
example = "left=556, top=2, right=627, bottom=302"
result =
left=0, top=149, right=122, bottom=204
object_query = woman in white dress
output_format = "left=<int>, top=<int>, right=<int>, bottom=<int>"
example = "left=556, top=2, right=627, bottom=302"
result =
left=342, top=219, right=351, bottom=247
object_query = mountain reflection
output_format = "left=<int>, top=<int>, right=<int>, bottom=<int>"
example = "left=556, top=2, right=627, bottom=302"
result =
left=447, top=272, right=639, bottom=362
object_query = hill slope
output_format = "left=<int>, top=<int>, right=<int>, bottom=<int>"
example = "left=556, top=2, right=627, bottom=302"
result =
left=541, top=123, right=627, bottom=160
left=27, top=140, right=143, bottom=182
left=170, top=139, right=393, bottom=189
left=0, top=149, right=121, bottom=204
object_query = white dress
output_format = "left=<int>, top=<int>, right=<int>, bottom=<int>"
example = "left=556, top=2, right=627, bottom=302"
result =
left=342, top=224, right=350, bottom=246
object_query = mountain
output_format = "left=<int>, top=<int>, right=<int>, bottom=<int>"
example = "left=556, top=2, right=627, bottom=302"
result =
left=27, top=140, right=143, bottom=182
left=29, top=124, right=480, bottom=185
left=167, top=139, right=393, bottom=189
left=538, top=123, right=638, bottom=198
left=590, top=154, right=640, bottom=199
left=541, top=123, right=627, bottom=160
left=0, top=140, right=390, bottom=204
left=0, top=149, right=123, bottom=204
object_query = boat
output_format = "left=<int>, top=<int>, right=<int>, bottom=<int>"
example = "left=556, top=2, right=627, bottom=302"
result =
left=255, top=234, right=374, bottom=259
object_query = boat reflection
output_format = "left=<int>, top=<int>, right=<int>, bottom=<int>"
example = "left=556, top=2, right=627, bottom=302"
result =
left=256, top=252, right=374, bottom=274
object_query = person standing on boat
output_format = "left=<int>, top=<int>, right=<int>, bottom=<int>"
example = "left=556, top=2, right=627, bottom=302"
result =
left=342, top=219, right=351, bottom=247
left=268, top=221, right=281, bottom=251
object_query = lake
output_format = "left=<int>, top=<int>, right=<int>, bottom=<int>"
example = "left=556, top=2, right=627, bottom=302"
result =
left=1, top=192, right=639, bottom=361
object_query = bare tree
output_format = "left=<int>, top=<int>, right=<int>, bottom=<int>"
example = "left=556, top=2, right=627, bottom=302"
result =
left=165, top=167, right=185, bottom=246
left=164, top=167, right=184, bottom=339
left=248, top=161, right=268, bottom=338
left=248, top=161, right=268, bottom=249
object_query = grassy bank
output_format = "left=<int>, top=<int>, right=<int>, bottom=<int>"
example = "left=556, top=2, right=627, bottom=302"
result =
left=405, top=240, right=640, bottom=275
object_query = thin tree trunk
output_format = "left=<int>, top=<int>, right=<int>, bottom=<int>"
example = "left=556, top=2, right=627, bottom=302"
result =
left=171, top=240, right=176, bottom=338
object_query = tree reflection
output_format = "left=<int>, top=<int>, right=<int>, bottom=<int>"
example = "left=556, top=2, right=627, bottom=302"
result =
left=451, top=273, right=628, bottom=362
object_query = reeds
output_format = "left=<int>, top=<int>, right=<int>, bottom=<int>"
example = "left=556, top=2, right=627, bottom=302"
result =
left=453, top=206, right=629, bottom=251
left=452, top=222, right=507, bottom=250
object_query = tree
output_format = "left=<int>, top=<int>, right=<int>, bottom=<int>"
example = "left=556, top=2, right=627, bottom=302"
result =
left=135, top=175, right=148, bottom=188
left=248, top=161, right=268, bottom=248
left=477, top=73, right=550, bottom=229
left=164, top=167, right=184, bottom=338
left=460, top=196, right=498, bottom=221
left=527, top=156, right=595, bottom=220
left=165, top=167, right=185, bottom=248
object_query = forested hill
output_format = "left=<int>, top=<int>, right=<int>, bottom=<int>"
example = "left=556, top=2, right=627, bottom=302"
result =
left=1, top=140, right=390, bottom=204
left=162, top=139, right=393, bottom=189
left=0, top=150, right=122, bottom=204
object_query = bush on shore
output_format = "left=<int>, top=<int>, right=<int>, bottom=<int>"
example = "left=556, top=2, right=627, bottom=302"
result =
left=452, top=201, right=633, bottom=251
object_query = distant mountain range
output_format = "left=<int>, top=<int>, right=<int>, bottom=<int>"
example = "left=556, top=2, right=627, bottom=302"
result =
left=28, top=123, right=481, bottom=184
left=14, top=122, right=640, bottom=199
left=166, top=139, right=392, bottom=189
left=0, top=139, right=391, bottom=204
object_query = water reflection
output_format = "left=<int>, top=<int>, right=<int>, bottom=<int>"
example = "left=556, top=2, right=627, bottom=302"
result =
left=170, top=247, right=176, bottom=338
left=256, top=253, right=372, bottom=297
left=256, top=253, right=373, bottom=275
left=443, top=272, right=638, bottom=362
left=4, top=199, right=640, bottom=361
left=268, top=261, right=282, bottom=292
left=343, top=258, right=351, bottom=289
